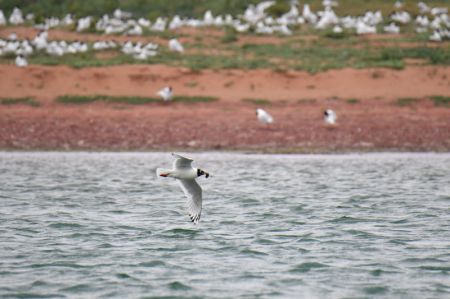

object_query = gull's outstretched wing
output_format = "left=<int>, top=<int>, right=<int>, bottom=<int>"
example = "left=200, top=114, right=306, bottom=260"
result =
left=178, top=179, right=202, bottom=224
left=172, top=153, right=194, bottom=169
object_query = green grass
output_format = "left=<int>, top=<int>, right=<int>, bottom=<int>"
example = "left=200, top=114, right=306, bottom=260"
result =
left=322, top=29, right=353, bottom=40
left=0, top=97, right=40, bottom=107
left=395, top=96, right=450, bottom=108
left=347, top=98, right=360, bottom=104
left=430, top=96, right=450, bottom=108
left=298, top=98, right=317, bottom=104
left=221, top=27, right=238, bottom=44
left=242, top=98, right=272, bottom=105
left=396, top=97, right=420, bottom=106
left=184, top=81, right=198, bottom=88
left=179, top=54, right=272, bottom=72
left=29, top=52, right=136, bottom=68
left=1, top=1, right=449, bottom=74
left=378, top=48, right=450, bottom=66
left=172, top=96, right=219, bottom=103
left=239, top=42, right=449, bottom=72
left=56, top=95, right=160, bottom=104
left=57, top=95, right=219, bottom=105
left=0, top=39, right=446, bottom=73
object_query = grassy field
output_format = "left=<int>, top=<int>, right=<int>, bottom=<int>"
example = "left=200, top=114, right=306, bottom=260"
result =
left=0, top=97, right=40, bottom=107
left=3, top=95, right=448, bottom=107
left=1, top=33, right=444, bottom=73
left=56, top=95, right=219, bottom=104
left=1, top=0, right=449, bottom=18
left=0, top=1, right=449, bottom=72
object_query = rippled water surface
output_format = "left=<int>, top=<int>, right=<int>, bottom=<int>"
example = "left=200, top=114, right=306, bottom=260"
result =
left=1, top=152, right=450, bottom=299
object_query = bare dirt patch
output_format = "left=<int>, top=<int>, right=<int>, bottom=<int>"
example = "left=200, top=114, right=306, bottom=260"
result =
left=95, top=50, right=120, bottom=60
left=1, top=64, right=448, bottom=103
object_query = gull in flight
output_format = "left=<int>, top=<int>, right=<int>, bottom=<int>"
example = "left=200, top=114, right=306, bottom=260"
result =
left=157, top=153, right=210, bottom=224
left=324, top=109, right=337, bottom=125
left=256, top=108, right=274, bottom=124
left=157, top=86, right=173, bottom=101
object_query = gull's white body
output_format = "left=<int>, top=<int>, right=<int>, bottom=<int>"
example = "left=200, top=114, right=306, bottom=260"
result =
left=384, top=23, right=400, bottom=34
left=15, top=55, right=27, bottom=67
left=156, top=153, right=208, bottom=224
left=168, top=38, right=184, bottom=53
left=256, top=108, right=274, bottom=124
left=157, top=86, right=172, bottom=101
left=324, top=109, right=337, bottom=125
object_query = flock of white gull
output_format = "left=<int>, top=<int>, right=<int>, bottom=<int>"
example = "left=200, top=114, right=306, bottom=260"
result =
left=0, top=1, right=449, bottom=68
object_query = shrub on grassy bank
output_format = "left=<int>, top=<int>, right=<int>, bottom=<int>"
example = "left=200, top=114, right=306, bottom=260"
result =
left=396, top=97, right=420, bottom=106
left=56, top=95, right=160, bottom=104
left=172, top=96, right=219, bottom=103
left=430, top=96, right=450, bottom=107
left=0, top=97, right=40, bottom=107
left=242, top=98, right=272, bottom=105
left=56, top=95, right=218, bottom=104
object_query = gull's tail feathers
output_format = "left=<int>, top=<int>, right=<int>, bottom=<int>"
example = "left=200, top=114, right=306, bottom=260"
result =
left=156, top=168, right=172, bottom=177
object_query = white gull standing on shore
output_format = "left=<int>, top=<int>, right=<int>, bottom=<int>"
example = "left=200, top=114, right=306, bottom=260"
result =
left=157, top=86, right=173, bottom=101
left=15, top=54, right=27, bottom=67
left=169, top=38, right=184, bottom=53
left=324, top=109, right=337, bottom=125
left=256, top=108, right=274, bottom=124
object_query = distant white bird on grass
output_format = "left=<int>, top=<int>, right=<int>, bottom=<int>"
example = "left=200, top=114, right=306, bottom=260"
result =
left=332, top=25, right=343, bottom=34
left=9, top=7, right=24, bottom=25
left=429, top=30, right=442, bottom=42
left=15, top=54, right=27, bottom=67
left=324, top=109, right=337, bottom=125
left=168, top=38, right=184, bottom=53
left=157, top=86, right=173, bottom=101
left=384, top=23, right=400, bottom=34
left=0, top=10, right=6, bottom=25
left=394, top=1, right=404, bottom=9
left=8, top=32, right=17, bottom=40
left=157, top=153, right=210, bottom=224
left=256, top=108, right=274, bottom=124
left=418, top=2, right=430, bottom=14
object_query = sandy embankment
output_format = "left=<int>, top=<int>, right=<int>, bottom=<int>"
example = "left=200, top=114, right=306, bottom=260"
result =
left=0, top=64, right=449, bottom=151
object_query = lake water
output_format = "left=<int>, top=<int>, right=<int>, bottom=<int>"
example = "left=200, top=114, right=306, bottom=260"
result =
left=1, top=152, right=449, bottom=299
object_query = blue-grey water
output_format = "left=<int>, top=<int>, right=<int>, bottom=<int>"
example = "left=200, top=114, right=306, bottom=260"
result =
left=1, top=152, right=449, bottom=299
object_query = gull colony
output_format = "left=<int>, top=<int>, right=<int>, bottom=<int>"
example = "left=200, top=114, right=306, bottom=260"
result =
left=1, top=2, right=449, bottom=67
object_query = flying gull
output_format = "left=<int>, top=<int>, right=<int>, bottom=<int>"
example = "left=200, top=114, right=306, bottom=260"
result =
left=157, top=153, right=209, bottom=224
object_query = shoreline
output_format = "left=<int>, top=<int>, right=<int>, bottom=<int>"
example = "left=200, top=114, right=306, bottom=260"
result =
left=1, top=149, right=450, bottom=154
left=2, top=99, right=449, bottom=152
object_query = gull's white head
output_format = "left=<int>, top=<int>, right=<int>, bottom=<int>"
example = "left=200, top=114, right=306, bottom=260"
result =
left=196, top=168, right=210, bottom=178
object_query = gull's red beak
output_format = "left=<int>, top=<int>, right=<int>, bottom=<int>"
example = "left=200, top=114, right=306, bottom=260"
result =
left=159, top=173, right=169, bottom=177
